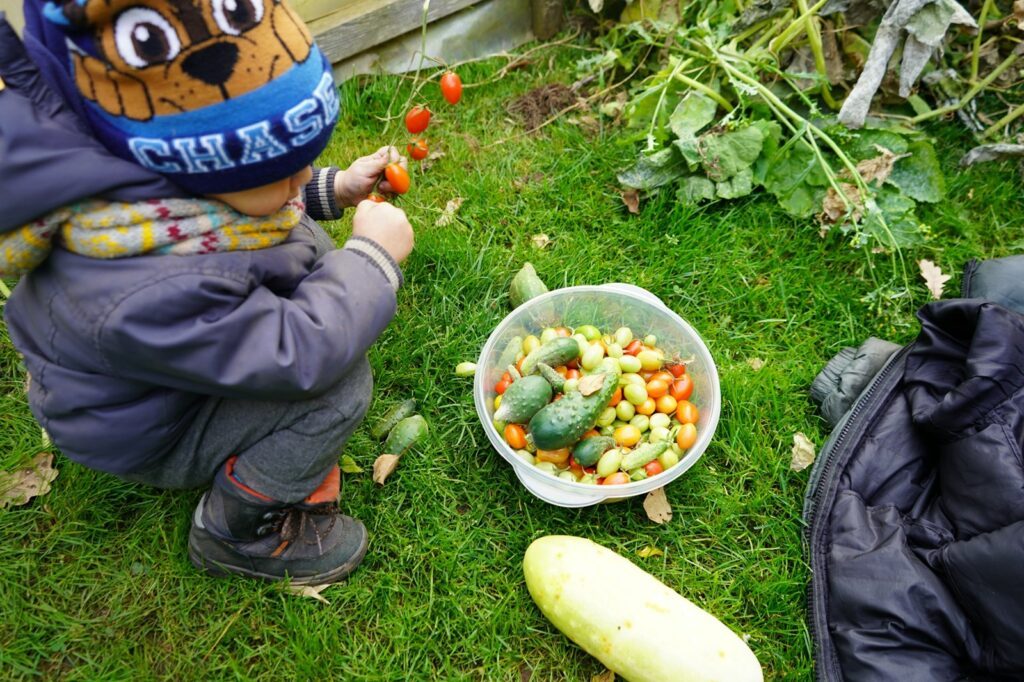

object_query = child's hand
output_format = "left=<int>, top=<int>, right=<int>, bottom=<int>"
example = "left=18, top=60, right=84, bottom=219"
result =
left=335, top=146, right=408, bottom=207
left=352, top=200, right=414, bottom=264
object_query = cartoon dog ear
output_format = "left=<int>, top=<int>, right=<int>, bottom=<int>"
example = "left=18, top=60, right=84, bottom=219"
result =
left=42, top=0, right=91, bottom=29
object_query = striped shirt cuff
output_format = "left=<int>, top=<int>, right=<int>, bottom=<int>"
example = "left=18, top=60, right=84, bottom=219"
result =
left=304, top=167, right=342, bottom=221
left=343, top=236, right=404, bottom=291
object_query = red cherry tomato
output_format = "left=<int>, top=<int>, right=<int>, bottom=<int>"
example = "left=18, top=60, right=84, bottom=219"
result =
left=366, top=193, right=387, bottom=203
left=624, top=340, right=643, bottom=356
left=670, top=375, right=694, bottom=401
left=384, top=162, right=410, bottom=194
left=565, top=369, right=581, bottom=381
left=406, top=138, right=428, bottom=161
left=495, top=378, right=511, bottom=395
left=440, top=71, right=463, bottom=105
left=644, top=460, right=665, bottom=477
left=667, top=363, right=687, bottom=378
left=405, top=106, right=431, bottom=134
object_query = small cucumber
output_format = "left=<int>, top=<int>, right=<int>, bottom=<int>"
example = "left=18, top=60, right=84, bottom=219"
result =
left=521, top=337, right=580, bottom=376
left=572, top=436, right=616, bottom=467
left=509, top=262, right=549, bottom=308
left=494, top=375, right=553, bottom=424
left=536, top=362, right=566, bottom=392
left=382, top=415, right=429, bottom=455
left=529, top=366, right=621, bottom=450
left=370, top=398, right=417, bottom=440
left=620, top=442, right=669, bottom=471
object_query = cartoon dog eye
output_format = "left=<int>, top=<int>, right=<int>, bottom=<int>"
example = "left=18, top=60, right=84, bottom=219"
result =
left=113, top=7, right=181, bottom=68
left=211, top=0, right=264, bottom=36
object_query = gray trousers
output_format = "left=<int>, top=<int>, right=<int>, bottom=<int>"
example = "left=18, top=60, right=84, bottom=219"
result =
left=122, top=357, right=373, bottom=503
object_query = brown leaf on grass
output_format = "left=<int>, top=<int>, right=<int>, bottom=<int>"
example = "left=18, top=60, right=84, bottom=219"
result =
left=435, top=198, right=465, bottom=227
left=373, top=454, right=400, bottom=485
left=637, top=545, right=663, bottom=558
left=821, top=182, right=863, bottom=225
left=791, top=432, right=816, bottom=472
left=420, top=150, right=447, bottom=172
left=531, top=234, right=552, bottom=250
left=918, top=259, right=951, bottom=300
left=856, top=146, right=910, bottom=185
left=1014, top=0, right=1024, bottom=28
left=747, top=357, right=765, bottom=371
left=0, top=452, right=58, bottom=509
left=643, top=488, right=672, bottom=524
left=286, top=583, right=332, bottom=604
left=519, top=663, right=533, bottom=682
left=578, top=373, right=606, bottom=396
left=591, top=670, right=616, bottom=682
left=621, top=189, right=640, bottom=214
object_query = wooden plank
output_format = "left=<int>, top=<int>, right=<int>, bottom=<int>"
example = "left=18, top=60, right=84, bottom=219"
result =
left=308, top=0, right=481, bottom=65
left=530, top=0, right=562, bottom=40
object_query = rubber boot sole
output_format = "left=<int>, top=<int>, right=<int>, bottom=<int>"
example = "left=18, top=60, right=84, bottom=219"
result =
left=187, top=524, right=369, bottom=586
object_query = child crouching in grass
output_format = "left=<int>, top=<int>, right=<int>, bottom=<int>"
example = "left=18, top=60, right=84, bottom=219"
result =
left=0, top=0, right=412, bottom=585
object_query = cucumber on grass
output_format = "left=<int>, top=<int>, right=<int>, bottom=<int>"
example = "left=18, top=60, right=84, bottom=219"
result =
left=370, top=399, right=417, bottom=440
left=382, top=415, right=429, bottom=455
left=509, top=262, right=549, bottom=308
left=524, top=536, right=763, bottom=682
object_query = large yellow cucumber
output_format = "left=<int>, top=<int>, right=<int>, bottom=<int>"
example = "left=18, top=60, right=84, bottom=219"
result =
left=523, top=536, right=763, bottom=682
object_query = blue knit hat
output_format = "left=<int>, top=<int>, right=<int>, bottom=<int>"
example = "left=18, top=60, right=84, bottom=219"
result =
left=34, top=0, right=337, bottom=194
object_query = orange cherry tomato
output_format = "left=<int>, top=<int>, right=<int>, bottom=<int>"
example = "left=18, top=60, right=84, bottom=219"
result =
left=495, top=378, right=511, bottom=395
left=536, top=448, right=570, bottom=465
left=640, top=370, right=655, bottom=381
left=384, top=162, right=410, bottom=194
left=504, top=423, right=527, bottom=449
left=516, top=357, right=527, bottom=373
left=582, top=429, right=600, bottom=439
left=624, top=340, right=643, bottom=356
left=554, top=327, right=572, bottom=337
left=602, top=471, right=630, bottom=485
left=440, top=71, right=463, bottom=104
left=405, top=106, right=431, bottom=134
left=676, top=400, right=699, bottom=424
left=652, top=371, right=674, bottom=385
left=366, top=193, right=387, bottom=203
left=646, top=379, right=669, bottom=399
left=501, top=371, right=512, bottom=383
left=656, top=394, right=678, bottom=414
left=555, top=366, right=569, bottom=378
left=406, top=138, right=428, bottom=161
left=608, top=386, right=623, bottom=407
left=676, top=422, right=698, bottom=450
left=644, top=460, right=664, bottom=477
left=667, top=363, right=687, bottom=378
left=670, top=375, right=694, bottom=401
left=565, top=369, right=581, bottom=381
left=636, top=398, right=657, bottom=416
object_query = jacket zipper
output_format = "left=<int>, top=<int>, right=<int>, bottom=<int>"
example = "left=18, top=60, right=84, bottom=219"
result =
left=803, top=344, right=911, bottom=682
left=961, top=259, right=978, bottom=298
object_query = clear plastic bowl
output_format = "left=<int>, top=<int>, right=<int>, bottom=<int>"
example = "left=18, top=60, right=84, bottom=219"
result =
left=473, top=284, right=721, bottom=508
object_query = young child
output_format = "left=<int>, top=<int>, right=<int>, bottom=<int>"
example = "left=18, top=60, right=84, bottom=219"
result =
left=0, top=0, right=414, bottom=585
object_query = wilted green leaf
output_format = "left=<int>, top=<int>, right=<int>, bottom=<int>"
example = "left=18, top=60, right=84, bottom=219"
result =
left=669, top=92, right=718, bottom=140
left=716, top=167, right=755, bottom=199
left=888, top=141, right=945, bottom=203
left=677, top=175, right=716, bottom=205
left=863, top=189, right=927, bottom=248
left=764, top=142, right=828, bottom=217
left=846, top=128, right=910, bottom=160
left=618, top=147, right=687, bottom=190
left=700, top=125, right=766, bottom=181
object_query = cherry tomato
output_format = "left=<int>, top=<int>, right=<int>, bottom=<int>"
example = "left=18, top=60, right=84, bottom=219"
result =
left=602, top=472, right=630, bottom=485
left=495, top=378, right=511, bottom=395
left=656, top=394, right=678, bottom=414
left=624, top=340, right=643, bottom=356
left=670, top=375, right=694, bottom=401
left=554, top=327, right=572, bottom=337
left=667, top=363, right=687, bottom=378
left=516, top=356, right=527, bottom=373
left=582, top=429, right=600, bottom=439
left=646, top=379, right=669, bottom=399
left=639, top=370, right=655, bottom=381
left=504, top=423, right=527, bottom=449
left=405, top=106, right=431, bottom=134
left=569, top=457, right=585, bottom=479
left=675, top=400, right=699, bottom=424
left=652, top=371, right=674, bottom=385
left=406, top=138, right=428, bottom=161
left=608, top=386, right=623, bottom=407
left=440, top=71, right=463, bottom=104
left=384, top=163, right=410, bottom=194
left=536, top=448, right=570, bottom=465
left=554, top=366, right=569, bottom=378
left=565, top=369, right=581, bottom=381
left=614, top=424, right=642, bottom=447
left=636, top=398, right=656, bottom=416
left=366, top=193, right=387, bottom=203
left=676, top=422, right=698, bottom=450
left=566, top=358, right=579, bottom=370
left=644, top=460, right=665, bottom=477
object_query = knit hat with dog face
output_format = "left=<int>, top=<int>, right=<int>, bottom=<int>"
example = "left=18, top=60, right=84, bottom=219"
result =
left=34, top=0, right=338, bottom=194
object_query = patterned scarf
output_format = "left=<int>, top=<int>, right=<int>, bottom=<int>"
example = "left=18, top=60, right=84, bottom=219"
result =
left=0, top=198, right=303, bottom=277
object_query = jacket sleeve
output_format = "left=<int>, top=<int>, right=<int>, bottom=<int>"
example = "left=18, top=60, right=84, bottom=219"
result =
left=97, top=238, right=403, bottom=400
left=303, top=166, right=343, bottom=221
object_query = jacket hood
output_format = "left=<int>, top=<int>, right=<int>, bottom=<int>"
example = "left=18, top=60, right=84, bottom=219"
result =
left=0, top=12, right=183, bottom=234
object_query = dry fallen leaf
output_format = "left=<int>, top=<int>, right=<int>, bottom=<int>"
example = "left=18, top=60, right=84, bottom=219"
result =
left=519, top=663, right=533, bottom=682
left=747, top=357, right=765, bottom=371
left=420, top=150, right=446, bottom=172
left=918, top=259, right=951, bottom=300
left=578, top=373, right=606, bottom=397
left=620, top=189, right=640, bottom=214
left=643, top=488, right=672, bottom=524
left=855, top=146, right=909, bottom=185
left=435, top=197, right=465, bottom=227
left=637, top=545, right=663, bottom=558
left=588, top=0, right=604, bottom=12
left=1015, top=0, right=1024, bottom=28
left=340, top=455, right=362, bottom=474
left=591, top=670, right=615, bottom=682
left=821, top=182, right=863, bottom=225
left=0, top=452, right=58, bottom=509
left=531, top=233, right=552, bottom=250
left=286, top=583, right=332, bottom=604
left=372, top=454, right=400, bottom=485
left=791, top=432, right=816, bottom=472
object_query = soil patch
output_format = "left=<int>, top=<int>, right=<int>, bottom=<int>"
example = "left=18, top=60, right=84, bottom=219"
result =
left=507, top=84, right=577, bottom=130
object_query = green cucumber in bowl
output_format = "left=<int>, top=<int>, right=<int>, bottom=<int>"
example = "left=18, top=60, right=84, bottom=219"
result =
left=529, top=365, right=620, bottom=450
left=494, top=375, right=553, bottom=424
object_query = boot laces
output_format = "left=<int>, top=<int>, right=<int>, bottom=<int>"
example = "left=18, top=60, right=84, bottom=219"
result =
left=261, top=502, right=339, bottom=551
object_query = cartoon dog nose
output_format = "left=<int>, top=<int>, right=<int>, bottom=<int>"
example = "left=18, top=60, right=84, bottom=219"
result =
left=181, top=42, right=239, bottom=87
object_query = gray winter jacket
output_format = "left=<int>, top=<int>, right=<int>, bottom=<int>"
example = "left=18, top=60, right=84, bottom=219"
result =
left=0, top=15, right=404, bottom=475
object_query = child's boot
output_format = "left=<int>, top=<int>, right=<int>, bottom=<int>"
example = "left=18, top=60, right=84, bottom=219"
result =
left=188, top=458, right=367, bottom=584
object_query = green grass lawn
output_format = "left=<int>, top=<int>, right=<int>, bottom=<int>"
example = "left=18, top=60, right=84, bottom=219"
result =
left=1, top=41, right=1021, bottom=681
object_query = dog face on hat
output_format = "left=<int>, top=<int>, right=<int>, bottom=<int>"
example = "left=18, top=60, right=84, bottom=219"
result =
left=55, top=0, right=313, bottom=121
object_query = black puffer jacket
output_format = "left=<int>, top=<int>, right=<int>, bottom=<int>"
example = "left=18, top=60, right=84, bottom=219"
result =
left=805, top=256, right=1024, bottom=681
